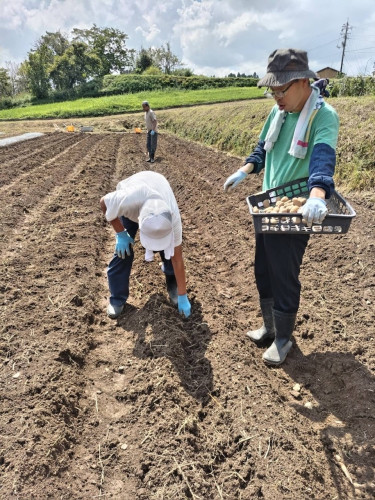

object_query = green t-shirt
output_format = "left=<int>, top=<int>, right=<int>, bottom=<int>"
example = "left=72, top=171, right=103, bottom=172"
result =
left=259, top=102, right=339, bottom=191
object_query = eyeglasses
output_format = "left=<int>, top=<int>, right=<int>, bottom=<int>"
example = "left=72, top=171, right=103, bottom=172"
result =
left=264, top=80, right=297, bottom=99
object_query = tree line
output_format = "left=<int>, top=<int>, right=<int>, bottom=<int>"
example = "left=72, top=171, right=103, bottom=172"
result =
left=0, top=25, right=185, bottom=100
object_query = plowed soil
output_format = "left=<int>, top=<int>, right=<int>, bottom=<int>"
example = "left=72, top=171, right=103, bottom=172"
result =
left=0, top=131, right=374, bottom=499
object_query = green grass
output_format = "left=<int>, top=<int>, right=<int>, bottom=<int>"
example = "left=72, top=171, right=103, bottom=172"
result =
left=0, top=87, right=264, bottom=121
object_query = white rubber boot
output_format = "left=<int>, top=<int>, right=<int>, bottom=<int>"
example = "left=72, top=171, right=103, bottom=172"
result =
left=262, top=310, right=296, bottom=366
left=246, top=298, right=275, bottom=343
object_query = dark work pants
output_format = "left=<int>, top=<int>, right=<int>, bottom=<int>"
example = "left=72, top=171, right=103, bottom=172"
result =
left=107, top=216, right=175, bottom=306
left=146, top=131, right=158, bottom=158
left=254, top=233, right=310, bottom=314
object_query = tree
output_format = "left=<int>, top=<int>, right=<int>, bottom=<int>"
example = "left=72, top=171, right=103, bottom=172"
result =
left=49, top=42, right=101, bottom=90
left=0, top=68, right=12, bottom=96
left=25, top=43, right=51, bottom=99
left=152, top=43, right=181, bottom=74
left=72, top=24, right=133, bottom=76
left=4, top=61, right=19, bottom=95
left=39, top=31, right=70, bottom=57
left=3, top=61, right=30, bottom=95
left=23, top=32, right=69, bottom=98
left=17, top=62, right=30, bottom=94
left=135, top=48, right=154, bottom=73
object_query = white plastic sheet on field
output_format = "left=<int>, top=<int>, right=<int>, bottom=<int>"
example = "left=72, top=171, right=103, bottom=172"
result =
left=0, top=132, right=44, bottom=147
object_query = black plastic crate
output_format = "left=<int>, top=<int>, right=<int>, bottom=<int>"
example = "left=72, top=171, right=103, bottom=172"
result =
left=246, top=177, right=356, bottom=234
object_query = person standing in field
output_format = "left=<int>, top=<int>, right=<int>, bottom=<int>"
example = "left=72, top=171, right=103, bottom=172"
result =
left=100, top=171, right=191, bottom=319
left=142, top=101, right=158, bottom=163
left=224, top=48, right=339, bottom=366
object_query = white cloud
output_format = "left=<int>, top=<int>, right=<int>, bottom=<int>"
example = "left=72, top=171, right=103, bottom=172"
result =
left=0, top=0, right=375, bottom=75
left=0, top=0, right=32, bottom=29
left=135, top=24, right=161, bottom=42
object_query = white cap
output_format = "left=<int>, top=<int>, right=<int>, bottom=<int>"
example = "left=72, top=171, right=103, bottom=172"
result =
left=139, top=199, right=174, bottom=254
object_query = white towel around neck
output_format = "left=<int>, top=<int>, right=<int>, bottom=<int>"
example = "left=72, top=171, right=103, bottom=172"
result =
left=264, top=85, right=322, bottom=159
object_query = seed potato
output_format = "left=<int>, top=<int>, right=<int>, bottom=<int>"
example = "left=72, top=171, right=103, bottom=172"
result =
left=252, top=195, right=308, bottom=225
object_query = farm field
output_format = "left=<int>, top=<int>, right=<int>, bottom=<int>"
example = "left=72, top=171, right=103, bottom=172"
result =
left=0, top=131, right=374, bottom=499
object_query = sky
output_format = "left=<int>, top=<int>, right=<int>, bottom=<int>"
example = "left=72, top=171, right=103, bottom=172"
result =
left=1, top=0, right=375, bottom=77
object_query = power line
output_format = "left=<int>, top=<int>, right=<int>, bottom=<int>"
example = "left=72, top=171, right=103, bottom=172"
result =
left=307, top=38, right=341, bottom=52
left=346, top=47, right=375, bottom=52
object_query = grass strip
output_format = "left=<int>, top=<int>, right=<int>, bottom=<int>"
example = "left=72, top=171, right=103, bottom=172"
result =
left=0, top=87, right=264, bottom=121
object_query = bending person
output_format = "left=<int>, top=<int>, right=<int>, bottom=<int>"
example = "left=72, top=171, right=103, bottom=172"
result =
left=100, top=171, right=191, bottom=319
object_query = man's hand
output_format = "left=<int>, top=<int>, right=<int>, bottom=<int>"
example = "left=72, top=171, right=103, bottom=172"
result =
left=302, top=197, right=328, bottom=225
left=223, top=170, right=247, bottom=191
left=178, top=294, right=191, bottom=318
left=115, top=230, right=134, bottom=259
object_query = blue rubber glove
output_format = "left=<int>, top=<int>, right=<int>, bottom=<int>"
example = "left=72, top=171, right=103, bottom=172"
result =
left=301, top=197, right=328, bottom=226
left=178, top=294, right=191, bottom=318
left=150, top=130, right=155, bottom=136
left=115, top=230, right=134, bottom=259
left=223, top=170, right=247, bottom=191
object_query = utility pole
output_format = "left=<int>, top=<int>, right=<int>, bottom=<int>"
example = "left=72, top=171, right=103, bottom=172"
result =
left=339, top=20, right=352, bottom=74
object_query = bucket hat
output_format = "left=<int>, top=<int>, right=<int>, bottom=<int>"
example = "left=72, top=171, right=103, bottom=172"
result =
left=139, top=198, right=174, bottom=252
left=257, top=49, right=317, bottom=87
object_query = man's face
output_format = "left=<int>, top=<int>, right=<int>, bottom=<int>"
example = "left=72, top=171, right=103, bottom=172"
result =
left=269, top=79, right=309, bottom=112
left=142, top=104, right=149, bottom=112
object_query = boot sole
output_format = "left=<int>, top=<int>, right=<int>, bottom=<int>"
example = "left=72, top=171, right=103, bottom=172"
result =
left=263, top=356, right=286, bottom=366
left=107, top=305, right=124, bottom=319
left=262, top=341, right=292, bottom=366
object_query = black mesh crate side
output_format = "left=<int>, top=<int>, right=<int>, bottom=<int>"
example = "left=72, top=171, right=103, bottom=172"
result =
left=246, top=177, right=355, bottom=235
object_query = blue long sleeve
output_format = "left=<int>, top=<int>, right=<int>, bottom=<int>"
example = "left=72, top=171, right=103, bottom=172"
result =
left=308, top=143, right=336, bottom=198
left=244, top=140, right=266, bottom=174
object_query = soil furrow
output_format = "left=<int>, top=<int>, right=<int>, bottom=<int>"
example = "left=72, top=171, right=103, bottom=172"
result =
left=0, top=133, right=72, bottom=163
left=0, top=134, right=107, bottom=245
left=0, top=133, right=86, bottom=185
left=0, top=132, right=374, bottom=499
left=0, top=134, right=121, bottom=498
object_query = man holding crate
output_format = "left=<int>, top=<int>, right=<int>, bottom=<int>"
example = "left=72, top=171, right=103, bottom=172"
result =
left=224, top=48, right=339, bottom=366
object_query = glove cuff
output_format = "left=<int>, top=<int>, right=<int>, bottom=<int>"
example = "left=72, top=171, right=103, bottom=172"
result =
left=309, top=197, right=326, bottom=205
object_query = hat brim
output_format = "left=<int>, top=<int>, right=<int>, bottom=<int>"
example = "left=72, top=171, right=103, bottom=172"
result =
left=140, top=230, right=173, bottom=252
left=257, top=70, right=317, bottom=87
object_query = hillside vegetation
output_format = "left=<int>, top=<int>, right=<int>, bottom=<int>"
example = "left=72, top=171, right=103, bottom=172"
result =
left=156, top=96, right=375, bottom=191
left=101, top=74, right=258, bottom=94
left=0, top=87, right=263, bottom=120
left=0, top=95, right=373, bottom=191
